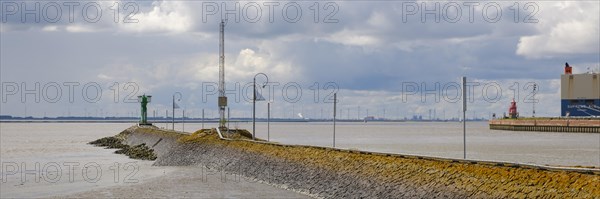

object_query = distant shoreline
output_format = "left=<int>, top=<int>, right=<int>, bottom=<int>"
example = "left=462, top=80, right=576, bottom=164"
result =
left=0, top=119, right=489, bottom=123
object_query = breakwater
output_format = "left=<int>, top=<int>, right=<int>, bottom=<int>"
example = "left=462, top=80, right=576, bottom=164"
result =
left=489, top=118, right=600, bottom=133
left=111, top=126, right=600, bottom=198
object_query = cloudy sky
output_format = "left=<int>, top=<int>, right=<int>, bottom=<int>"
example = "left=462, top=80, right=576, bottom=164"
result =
left=1, top=0, right=599, bottom=119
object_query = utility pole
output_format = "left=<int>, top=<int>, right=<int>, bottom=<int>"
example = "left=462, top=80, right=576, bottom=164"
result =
left=532, top=83, right=537, bottom=117
left=462, top=76, right=467, bottom=159
left=333, top=93, right=337, bottom=147
left=172, top=92, right=181, bottom=131
left=268, top=102, right=271, bottom=141
left=172, top=96, right=175, bottom=130
left=165, top=110, right=168, bottom=129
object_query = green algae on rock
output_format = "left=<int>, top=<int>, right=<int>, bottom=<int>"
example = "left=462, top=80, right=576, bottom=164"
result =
left=114, top=143, right=157, bottom=161
left=89, top=126, right=157, bottom=161
left=89, top=136, right=126, bottom=149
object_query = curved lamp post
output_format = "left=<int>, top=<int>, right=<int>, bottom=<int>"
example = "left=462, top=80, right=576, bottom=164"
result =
left=173, top=92, right=182, bottom=130
left=253, top=73, right=269, bottom=140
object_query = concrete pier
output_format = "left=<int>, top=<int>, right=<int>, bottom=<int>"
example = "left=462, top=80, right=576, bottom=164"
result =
left=489, top=118, right=600, bottom=133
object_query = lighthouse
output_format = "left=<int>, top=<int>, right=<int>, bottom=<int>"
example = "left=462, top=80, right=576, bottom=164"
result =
left=508, top=98, right=518, bottom=119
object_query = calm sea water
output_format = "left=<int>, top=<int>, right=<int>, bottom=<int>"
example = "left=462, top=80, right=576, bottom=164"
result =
left=1, top=122, right=599, bottom=197
left=0, top=123, right=176, bottom=198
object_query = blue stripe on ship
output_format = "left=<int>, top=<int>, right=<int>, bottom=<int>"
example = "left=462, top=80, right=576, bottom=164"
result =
left=561, top=99, right=600, bottom=116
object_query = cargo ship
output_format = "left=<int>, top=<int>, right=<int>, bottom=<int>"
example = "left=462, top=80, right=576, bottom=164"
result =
left=560, top=63, right=600, bottom=116
left=489, top=63, right=600, bottom=133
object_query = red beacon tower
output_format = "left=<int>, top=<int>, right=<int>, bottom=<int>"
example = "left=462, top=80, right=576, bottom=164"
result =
left=508, top=98, right=518, bottom=118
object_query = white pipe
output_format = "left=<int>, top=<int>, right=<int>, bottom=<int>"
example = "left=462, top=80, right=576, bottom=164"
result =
left=215, top=127, right=224, bottom=139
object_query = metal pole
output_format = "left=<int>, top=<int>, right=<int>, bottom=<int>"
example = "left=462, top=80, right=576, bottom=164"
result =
left=268, top=102, right=270, bottom=142
left=251, top=73, right=268, bottom=140
left=253, top=77, right=256, bottom=140
left=218, top=20, right=226, bottom=129
left=227, top=107, right=230, bottom=132
left=165, top=110, right=168, bottom=129
left=462, top=76, right=467, bottom=159
left=533, top=83, right=536, bottom=117
left=172, top=95, right=175, bottom=130
left=333, top=93, right=337, bottom=147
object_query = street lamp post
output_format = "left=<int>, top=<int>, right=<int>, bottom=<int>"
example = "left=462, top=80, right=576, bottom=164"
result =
left=173, top=92, right=182, bottom=131
left=253, top=73, right=269, bottom=140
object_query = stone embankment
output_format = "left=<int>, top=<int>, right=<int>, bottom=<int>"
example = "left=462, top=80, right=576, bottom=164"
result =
left=99, top=126, right=600, bottom=198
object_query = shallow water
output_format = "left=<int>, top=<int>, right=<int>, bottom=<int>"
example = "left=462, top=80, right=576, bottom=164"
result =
left=0, top=123, right=177, bottom=198
left=0, top=123, right=309, bottom=198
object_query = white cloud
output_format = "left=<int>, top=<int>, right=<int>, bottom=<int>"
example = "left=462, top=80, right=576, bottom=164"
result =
left=65, top=25, right=95, bottom=33
left=97, top=74, right=113, bottom=80
left=322, top=29, right=381, bottom=47
left=229, top=48, right=299, bottom=82
left=42, top=26, right=59, bottom=32
left=118, top=1, right=194, bottom=33
left=516, top=2, right=600, bottom=58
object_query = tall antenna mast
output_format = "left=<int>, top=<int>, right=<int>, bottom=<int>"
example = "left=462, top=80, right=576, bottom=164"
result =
left=218, top=20, right=227, bottom=128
